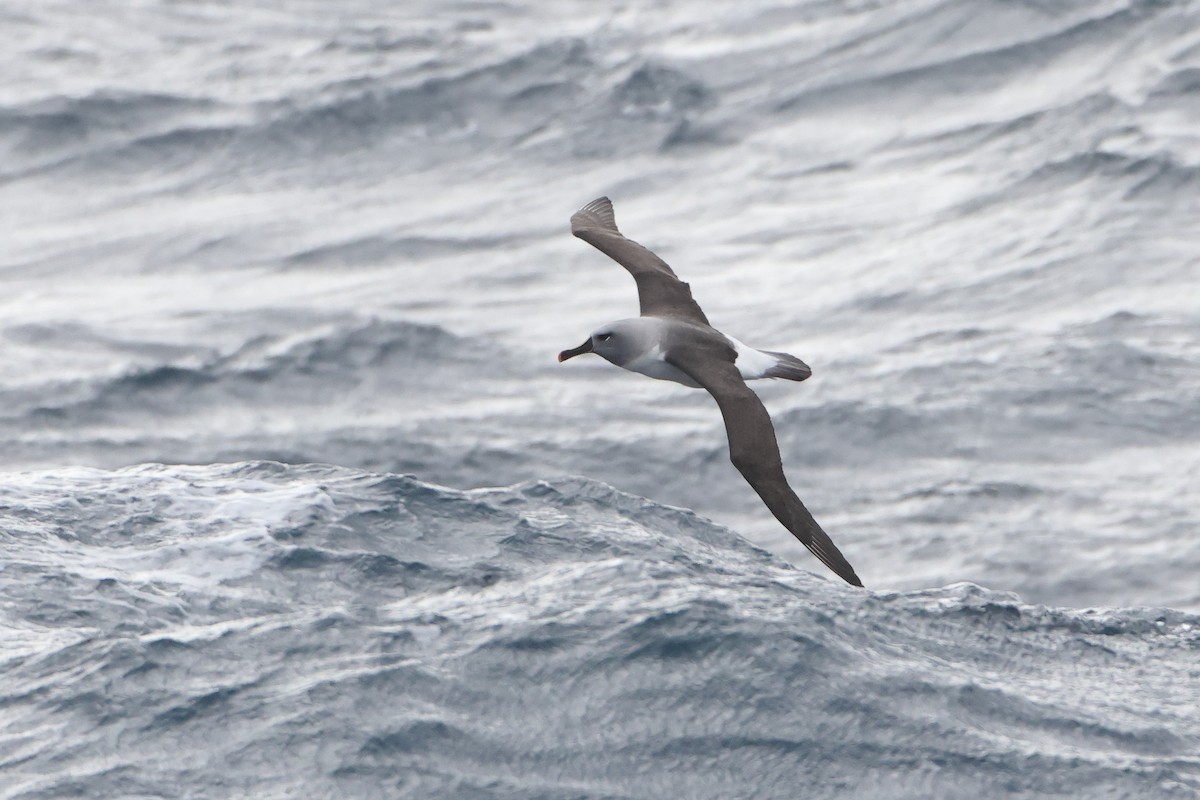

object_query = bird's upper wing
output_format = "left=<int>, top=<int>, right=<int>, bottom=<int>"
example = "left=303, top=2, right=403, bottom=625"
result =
left=570, top=197, right=710, bottom=325
left=665, top=340, right=863, bottom=587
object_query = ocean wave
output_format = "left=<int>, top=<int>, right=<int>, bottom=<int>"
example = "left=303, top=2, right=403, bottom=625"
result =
left=281, top=233, right=516, bottom=268
left=0, top=90, right=223, bottom=180
left=8, top=35, right=723, bottom=185
left=1005, top=146, right=1200, bottom=202
left=3, top=318, right=506, bottom=425
left=256, top=39, right=718, bottom=161
left=0, top=91, right=212, bottom=153
left=774, top=1, right=1171, bottom=114
left=1, top=462, right=1197, bottom=799
left=771, top=355, right=1200, bottom=468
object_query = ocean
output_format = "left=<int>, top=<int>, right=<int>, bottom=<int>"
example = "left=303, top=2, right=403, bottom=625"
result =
left=1, top=1, right=1198, bottom=797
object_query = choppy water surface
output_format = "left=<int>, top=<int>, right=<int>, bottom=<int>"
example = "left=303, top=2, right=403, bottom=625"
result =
left=2, top=1, right=1199, bottom=797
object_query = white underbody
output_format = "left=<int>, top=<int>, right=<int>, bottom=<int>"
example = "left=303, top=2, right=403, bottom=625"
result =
left=623, top=336, right=777, bottom=388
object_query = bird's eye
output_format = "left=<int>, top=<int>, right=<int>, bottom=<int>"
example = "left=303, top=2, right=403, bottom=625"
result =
left=597, top=333, right=611, bottom=342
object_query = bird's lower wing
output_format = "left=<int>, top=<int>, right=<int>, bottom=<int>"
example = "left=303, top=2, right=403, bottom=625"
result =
left=667, top=344, right=864, bottom=587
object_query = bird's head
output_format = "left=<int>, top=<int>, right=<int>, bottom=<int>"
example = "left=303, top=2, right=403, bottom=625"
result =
left=558, top=320, right=636, bottom=366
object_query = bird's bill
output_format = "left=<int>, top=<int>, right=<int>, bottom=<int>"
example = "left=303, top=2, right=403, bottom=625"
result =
left=557, top=339, right=593, bottom=362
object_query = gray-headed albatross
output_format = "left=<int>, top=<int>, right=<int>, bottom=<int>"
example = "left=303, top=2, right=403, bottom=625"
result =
left=559, top=196, right=863, bottom=587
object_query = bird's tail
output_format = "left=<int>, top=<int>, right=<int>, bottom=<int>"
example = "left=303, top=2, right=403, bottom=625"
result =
left=761, top=351, right=813, bottom=382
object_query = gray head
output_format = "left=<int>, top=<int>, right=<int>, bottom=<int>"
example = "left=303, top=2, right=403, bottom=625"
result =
left=557, top=318, right=643, bottom=367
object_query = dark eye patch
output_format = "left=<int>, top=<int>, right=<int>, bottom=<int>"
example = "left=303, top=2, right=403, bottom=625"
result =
left=598, top=333, right=612, bottom=341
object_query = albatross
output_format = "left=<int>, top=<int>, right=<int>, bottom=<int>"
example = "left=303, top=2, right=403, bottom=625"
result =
left=559, top=197, right=863, bottom=587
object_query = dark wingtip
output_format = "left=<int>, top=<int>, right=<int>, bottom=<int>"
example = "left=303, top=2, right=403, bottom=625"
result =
left=571, top=196, right=619, bottom=235
left=799, top=525, right=863, bottom=588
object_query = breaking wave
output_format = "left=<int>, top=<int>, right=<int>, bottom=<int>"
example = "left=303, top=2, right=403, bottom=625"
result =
left=1, top=462, right=1197, bottom=798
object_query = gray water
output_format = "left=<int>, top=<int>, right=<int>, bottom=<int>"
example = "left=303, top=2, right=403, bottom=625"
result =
left=2, top=1, right=1199, bottom=797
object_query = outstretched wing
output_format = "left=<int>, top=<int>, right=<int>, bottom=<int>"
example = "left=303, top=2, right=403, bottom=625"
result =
left=665, top=341, right=863, bottom=587
left=570, top=197, right=710, bottom=325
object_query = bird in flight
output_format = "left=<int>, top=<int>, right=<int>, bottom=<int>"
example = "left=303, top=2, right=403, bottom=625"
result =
left=559, top=197, right=863, bottom=587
